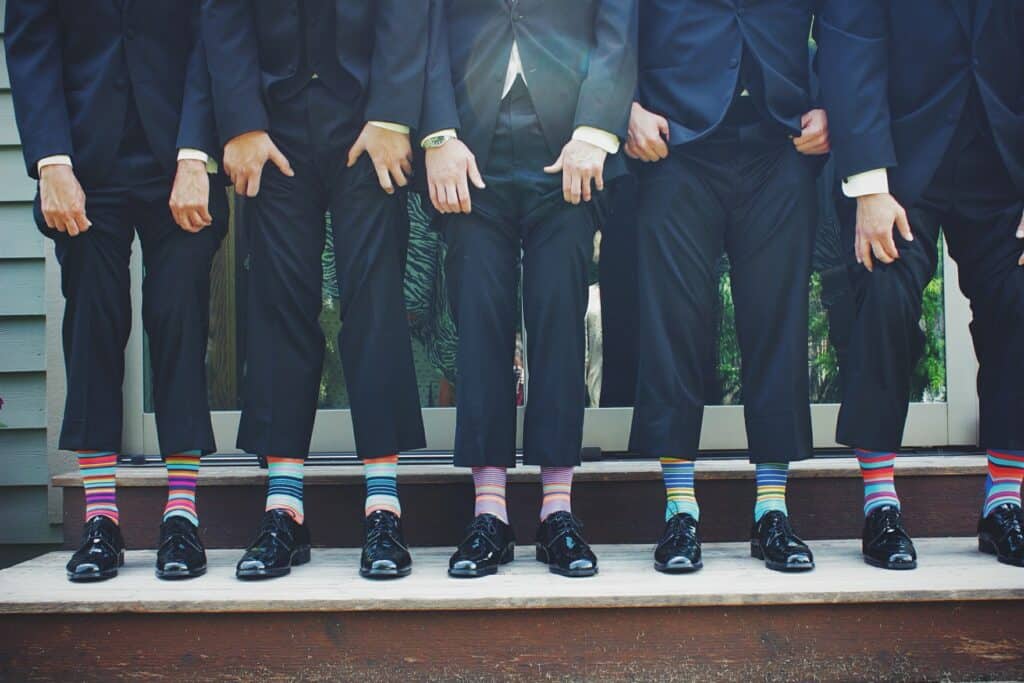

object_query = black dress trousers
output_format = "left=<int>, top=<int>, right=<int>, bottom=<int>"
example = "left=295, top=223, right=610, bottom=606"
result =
left=443, top=79, right=596, bottom=468
left=836, top=110, right=1024, bottom=452
left=629, top=122, right=818, bottom=463
left=36, top=103, right=228, bottom=457
left=236, top=82, right=426, bottom=461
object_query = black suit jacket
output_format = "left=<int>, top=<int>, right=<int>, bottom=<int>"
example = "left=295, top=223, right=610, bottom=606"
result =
left=5, top=0, right=216, bottom=185
left=818, top=0, right=1024, bottom=207
left=422, top=0, right=637, bottom=175
left=638, top=0, right=819, bottom=146
left=200, top=0, right=428, bottom=145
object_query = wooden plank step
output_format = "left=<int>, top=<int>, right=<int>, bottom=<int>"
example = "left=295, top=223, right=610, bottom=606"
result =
left=2, top=538, right=1020, bottom=614
left=1, top=539, right=1021, bottom=681
left=56, top=456, right=991, bottom=549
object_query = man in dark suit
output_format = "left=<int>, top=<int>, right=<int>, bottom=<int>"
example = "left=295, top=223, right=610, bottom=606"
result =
left=819, top=1, right=1024, bottom=570
left=6, top=0, right=227, bottom=582
left=422, top=0, right=636, bottom=579
left=627, top=0, right=830, bottom=574
left=201, top=0, right=427, bottom=581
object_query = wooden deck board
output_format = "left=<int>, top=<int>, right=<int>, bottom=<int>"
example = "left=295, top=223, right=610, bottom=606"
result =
left=50, top=455, right=987, bottom=488
left=2, top=537, right=1020, bottom=615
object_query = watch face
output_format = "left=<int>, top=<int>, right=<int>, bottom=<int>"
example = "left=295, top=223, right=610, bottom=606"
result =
left=425, top=136, right=447, bottom=148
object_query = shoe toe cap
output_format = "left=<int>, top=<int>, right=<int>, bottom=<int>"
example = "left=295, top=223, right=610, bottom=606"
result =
left=888, top=552, right=916, bottom=565
left=569, top=558, right=595, bottom=572
left=451, top=559, right=478, bottom=572
left=786, top=552, right=813, bottom=567
left=664, top=555, right=697, bottom=570
left=370, top=559, right=398, bottom=572
left=70, top=562, right=100, bottom=575
left=237, top=558, right=267, bottom=572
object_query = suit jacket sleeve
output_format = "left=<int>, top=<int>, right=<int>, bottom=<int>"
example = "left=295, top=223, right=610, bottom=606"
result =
left=574, top=0, right=638, bottom=140
left=817, top=0, right=897, bottom=178
left=177, top=3, right=219, bottom=158
left=4, top=0, right=74, bottom=179
left=419, top=0, right=461, bottom=137
left=364, top=0, right=429, bottom=129
left=200, top=0, right=269, bottom=145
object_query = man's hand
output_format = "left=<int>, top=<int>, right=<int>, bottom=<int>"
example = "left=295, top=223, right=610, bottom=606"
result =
left=39, top=164, right=90, bottom=236
left=1017, top=208, right=1024, bottom=266
left=223, top=131, right=294, bottom=197
left=625, top=102, right=670, bottom=162
left=545, top=139, right=608, bottom=204
left=425, top=139, right=485, bottom=214
left=793, top=109, right=830, bottom=156
left=347, top=124, right=413, bottom=195
left=855, top=192, right=913, bottom=272
left=169, top=159, right=213, bottom=233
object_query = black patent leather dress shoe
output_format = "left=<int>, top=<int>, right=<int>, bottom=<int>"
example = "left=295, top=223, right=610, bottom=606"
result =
left=862, top=505, right=917, bottom=570
left=978, top=503, right=1024, bottom=567
left=360, top=510, right=412, bottom=579
left=750, top=510, right=815, bottom=572
left=654, top=513, right=703, bottom=574
left=236, top=509, right=311, bottom=580
left=155, top=516, right=207, bottom=580
left=449, top=514, right=516, bottom=578
left=67, top=515, right=125, bottom=582
left=535, top=511, right=598, bottom=577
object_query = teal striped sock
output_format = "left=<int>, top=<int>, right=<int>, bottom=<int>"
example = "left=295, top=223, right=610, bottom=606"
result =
left=661, top=457, right=699, bottom=521
left=754, top=463, right=789, bottom=522
left=265, top=457, right=305, bottom=524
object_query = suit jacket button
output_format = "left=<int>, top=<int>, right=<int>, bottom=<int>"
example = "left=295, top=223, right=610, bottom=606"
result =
left=729, top=57, right=739, bottom=68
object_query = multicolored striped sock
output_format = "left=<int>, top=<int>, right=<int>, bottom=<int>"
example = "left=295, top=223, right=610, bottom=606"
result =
left=754, top=462, right=789, bottom=522
left=79, top=451, right=119, bottom=524
left=163, top=450, right=201, bottom=526
left=472, top=466, right=509, bottom=524
left=983, top=449, right=1024, bottom=517
left=661, top=457, right=699, bottom=521
left=856, top=449, right=901, bottom=516
left=265, top=456, right=305, bottom=524
left=364, top=454, right=401, bottom=517
left=539, top=466, right=573, bottom=521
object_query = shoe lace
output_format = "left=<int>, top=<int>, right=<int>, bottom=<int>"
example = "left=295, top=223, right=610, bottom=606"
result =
left=366, top=512, right=398, bottom=547
left=665, top=514, right=696, bottom=544
left=467, top=514, right=499, bottom=538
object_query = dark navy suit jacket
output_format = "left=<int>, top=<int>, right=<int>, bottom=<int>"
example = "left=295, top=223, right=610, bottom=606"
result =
left=637, top=0, right=819, bottom=146
left=5, top=0, right=217, bottom=185
left=422, top=0, right=638, bottom=177
left=200, top=0, right=428, bottom=145
left=818, top=0, right=1024, bottom=207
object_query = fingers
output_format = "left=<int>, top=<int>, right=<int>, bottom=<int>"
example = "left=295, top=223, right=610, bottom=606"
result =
left=594, top=166, right=605, bottom=193
left=400, top=156, right=413, bottom=176
left=544, top=154, right=564, bottom=174
left=564, top=169, right=583, bottom=204
left=387, top=160, right=409, bottom=189
left=443, top=183, right=459, bottom=214
left=656, top=115, right=670, bottom=140
left=894, top=207, right=914, bottom=243
left=347, top=138, right=365, bottom=168
left=66, top=211, right=90, bottom=237
left=198, top=204, right=214, bottom=226
left=467, top=158, right=486, bottom=190
left=245, top=168, right=262, bottom=198
left=189, top=209, right=210, bottom=231
left=375, top=164, right=395, bottom=195
left=872, top=235, right=898, bottom=265
left=268, top=144, right=295, bottom=178
left=428, top=182, right=443, bottom=214
left=456, top=173, right=472, bottom=213
left=581, top=171, right=593, bottom=203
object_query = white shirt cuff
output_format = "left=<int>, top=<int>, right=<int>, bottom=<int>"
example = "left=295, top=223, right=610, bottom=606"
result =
left=421, top=129, right=459, bottom=149
left=843, top=168, right=890, bottom=198
left=177, top=148, right=209, bottom=164
left=38, top=155, right=72, bottom=173
left=369, top=121, right=411, bottom=135
left=573, top=126, right=620, bottom=155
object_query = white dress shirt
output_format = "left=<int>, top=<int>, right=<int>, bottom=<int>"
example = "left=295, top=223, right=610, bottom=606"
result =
left=38, top=149, right=217, bottom=175
left=423, top=40, right=620, bottom=154
left=842, top=167, right=890, bottom=198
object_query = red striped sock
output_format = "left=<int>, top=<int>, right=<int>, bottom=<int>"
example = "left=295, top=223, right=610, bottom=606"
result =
left=163, top=450, right=201, bottom=526
left=78, top=451, right=119, bottom=525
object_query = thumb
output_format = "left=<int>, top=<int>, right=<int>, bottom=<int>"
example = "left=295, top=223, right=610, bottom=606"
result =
left=270, top=144, right=295, bottom=177
left=657, top=116, right=670, bottom=138
left=467, top=157, right=486, bottom=189
left=801, top=111, right=813, bottom=129
left=544, top=153, right=564, bottom=174
left=895, top=207, right=914, bottom=243
left=347, top=138, right=364, bottom=168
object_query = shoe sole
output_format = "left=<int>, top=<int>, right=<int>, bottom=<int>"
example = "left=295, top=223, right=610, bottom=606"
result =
left=360, top=565, right=413, bottom=580
left=750, top=541, right=815, bottom=573
left=448, top=544, right=516, bottom=579
left=236, top=546, right=311, bottom=580
left=535, top=545, right=598, bottom=578
left=654, top=560, right=703, bottom=574
left=156, top=566, right=207, bottom=581
left=67, top=552, right=125, bottom=582
left=979, top=537, right=1024, bottom=567
left=863, top=554, right=917, bottom=570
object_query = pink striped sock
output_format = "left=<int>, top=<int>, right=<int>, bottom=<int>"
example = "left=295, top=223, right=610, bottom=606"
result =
left=472, top=467, right=508, bottom=524
left=540, top=467, right=574, bottom=521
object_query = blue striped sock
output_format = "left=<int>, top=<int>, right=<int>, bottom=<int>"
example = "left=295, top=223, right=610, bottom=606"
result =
left=754, top=463, right=789, bottom=522
left=983, top=449, right=1024, bottom=517
left=265, top=457, right=305, bottom=524
left=365, top=455, right=401, bottom=517
left=856, top=449, right=901, bottom=516
left=661, top=458, right=699, bottom=521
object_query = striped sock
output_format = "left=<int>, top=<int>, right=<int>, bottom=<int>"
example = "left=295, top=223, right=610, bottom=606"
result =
left=754, top=462, right=789, bottom=522
left=79, top=451, right=119, bottom=524
left=364, top=454, right=401, bottom=517
left=472, top=466, right=509, bottom=524
left=661, top=457, right=699, bottom=521
left=265, top=456, right=305, bottom=524
left=163, top=450, right=201, bottom=526
left=540, top=467, right=573, bottom=521
left=983, top=449, right=1024, bottom=518
left=856, top=449, right=901, bottom=516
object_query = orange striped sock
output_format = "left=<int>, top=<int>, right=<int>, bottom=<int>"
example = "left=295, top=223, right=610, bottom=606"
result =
left=163, top=450, right=201, bottom=526
left=472, top=466, right=508, bottom=523
left=364, top=454, right=401, bottom=517
left=78, top=451, right=119, bottom=524
left=540, top=467, right=573, bottom=521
